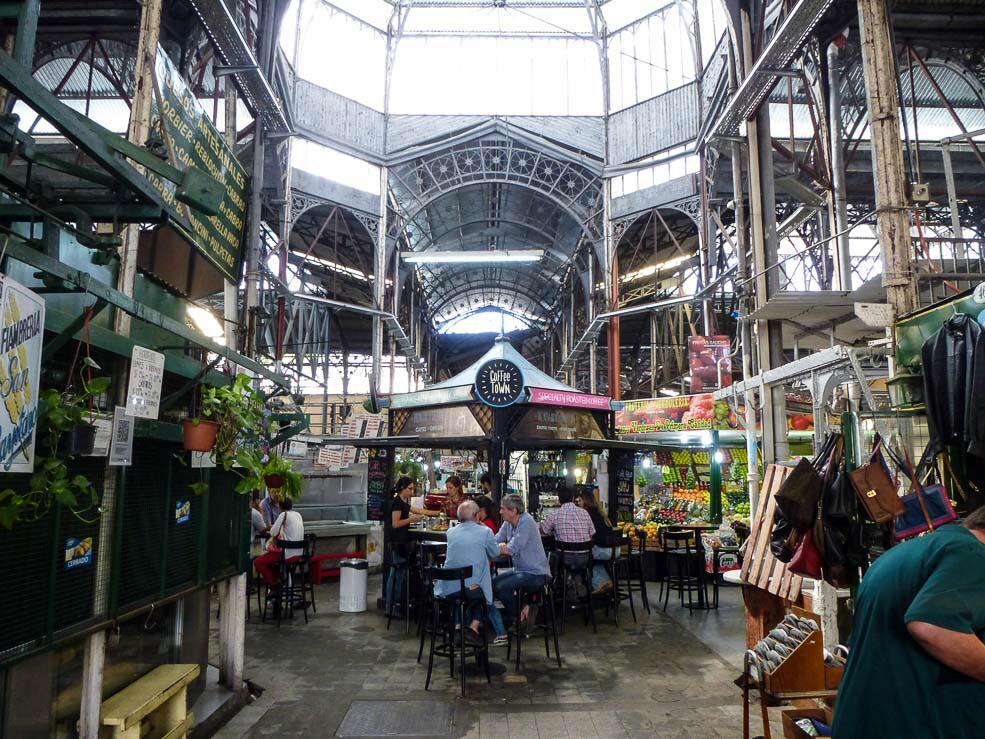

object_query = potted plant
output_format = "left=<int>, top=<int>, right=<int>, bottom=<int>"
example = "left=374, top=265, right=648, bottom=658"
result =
left=0, top=370, right=111, bottom=528
left=183, top=373, right=263, bottom=457
left=231, top=449, right=302, bottom=500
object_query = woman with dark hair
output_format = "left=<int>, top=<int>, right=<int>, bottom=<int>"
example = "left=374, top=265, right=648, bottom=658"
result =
left=441, top=475, right=470, bottom=518
left=384, top=476, right=436, bottom=615
left=576, top=489, right=615, bottom=595
left=475, top=495, right=499, bottom=534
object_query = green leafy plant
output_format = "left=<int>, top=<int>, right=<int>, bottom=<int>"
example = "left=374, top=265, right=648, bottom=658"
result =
left=193, top=373, right=264, bottom=467
left=231, top=449, right=302, bottom=500
left=0, top=366, right=111, bottom=528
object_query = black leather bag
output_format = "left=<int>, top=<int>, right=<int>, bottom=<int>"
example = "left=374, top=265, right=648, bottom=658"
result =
left=774, top=433, right=839, bottom=531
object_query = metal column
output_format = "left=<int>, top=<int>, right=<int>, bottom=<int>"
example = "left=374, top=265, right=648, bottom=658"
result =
left=828, top=36, right=853, bottom=291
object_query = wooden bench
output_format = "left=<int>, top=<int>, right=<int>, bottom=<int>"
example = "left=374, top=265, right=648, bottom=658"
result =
left=99, top=663, right=199, bottom=738
left=309, top=551, right=365, bottom=584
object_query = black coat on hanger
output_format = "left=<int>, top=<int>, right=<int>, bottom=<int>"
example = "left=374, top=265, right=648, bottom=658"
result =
left=921, top=313, right=985, bottom=460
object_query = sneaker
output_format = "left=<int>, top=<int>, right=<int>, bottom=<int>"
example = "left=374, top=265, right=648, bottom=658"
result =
left=491, top=635, right=509, bottom=647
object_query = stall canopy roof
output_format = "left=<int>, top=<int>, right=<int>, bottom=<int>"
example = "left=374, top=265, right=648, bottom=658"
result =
left=387, top=337, right=579, bottom=409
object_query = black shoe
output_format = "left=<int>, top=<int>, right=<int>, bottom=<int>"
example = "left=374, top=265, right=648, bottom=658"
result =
left=464, top=628, right=484, bottom=647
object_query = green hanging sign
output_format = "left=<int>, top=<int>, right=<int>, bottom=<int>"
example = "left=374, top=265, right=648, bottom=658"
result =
left=148, top=49, right=248, bottom=283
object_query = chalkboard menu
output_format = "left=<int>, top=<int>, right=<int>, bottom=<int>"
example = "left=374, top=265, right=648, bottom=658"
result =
left=608, top=449, right=636, bottom=523
left=366, top=447, right=393, bottom=521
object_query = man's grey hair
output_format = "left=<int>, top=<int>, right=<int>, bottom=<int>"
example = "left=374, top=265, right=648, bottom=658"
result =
left=963, top=505, right=985, bottom=533
left=501, top=494, right=524, bottom=515
left=457, top=499, right=479, bottom=522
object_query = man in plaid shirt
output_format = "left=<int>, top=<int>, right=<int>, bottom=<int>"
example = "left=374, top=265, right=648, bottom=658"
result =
left=540, top=487, right=594, bottom=546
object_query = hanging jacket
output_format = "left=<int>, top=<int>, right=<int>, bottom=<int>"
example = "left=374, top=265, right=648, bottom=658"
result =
left=921, top=313, right=985, bottom=459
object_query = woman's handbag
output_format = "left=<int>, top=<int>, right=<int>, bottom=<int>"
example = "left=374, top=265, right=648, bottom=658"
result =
left=849, top=437, right=905, bottom=524
left=788, top=527, right=823, bottom=579
left=890, top=447, right=957, bottom=540
left=774, top=433, right=839, bottom=531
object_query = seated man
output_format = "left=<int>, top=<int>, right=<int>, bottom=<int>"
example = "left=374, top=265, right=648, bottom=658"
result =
left=435, top=500, right=505, bottom=643
left=492, top=494, right=551, bottom=645
left=540, top=485, right=595, bottom=549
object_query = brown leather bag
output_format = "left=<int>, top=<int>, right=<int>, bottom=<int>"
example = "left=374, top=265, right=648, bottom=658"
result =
left=849, top=438, right=904, bottom=524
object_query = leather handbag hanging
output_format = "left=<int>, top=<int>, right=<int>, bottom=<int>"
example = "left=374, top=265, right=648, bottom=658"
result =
left=774, top=432, right=839, bottom=531
left=849, top=436, right=905, bottom=524
left=889, top=446, right=957, bottom=540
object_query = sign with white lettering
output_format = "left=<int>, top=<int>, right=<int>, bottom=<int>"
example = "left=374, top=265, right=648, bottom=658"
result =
left=474, top=359, right=524, bottom=407
left=0, top=275, right=45, bottom=473
left=125, top=346, right=165, bottom=419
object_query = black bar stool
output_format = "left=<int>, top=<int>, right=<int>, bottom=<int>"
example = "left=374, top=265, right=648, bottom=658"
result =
left=385, top=543, right=413, bottom=633
left=625, top=528, right=651, bottom=614
left=506, top=580, right=561, bottom=671
left=261, top=538, right=312, bottom=626
left=661, top=529, right=706, bottom=613
left=415, top=542, right=448, bottom=661
left=423, top=565, right=491, bottom=697
left=554, top=540, right=596, bottom=634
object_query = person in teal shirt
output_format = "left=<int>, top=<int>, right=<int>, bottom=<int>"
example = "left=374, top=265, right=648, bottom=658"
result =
left=833, top=509, right=985, bottom=737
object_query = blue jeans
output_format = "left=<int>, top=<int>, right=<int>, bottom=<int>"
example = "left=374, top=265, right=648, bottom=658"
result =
left=591, top=546, right=615, bottom=590
left=493, top=571, right=547, bottom=630
left=384, top=551, right=407, bottom=614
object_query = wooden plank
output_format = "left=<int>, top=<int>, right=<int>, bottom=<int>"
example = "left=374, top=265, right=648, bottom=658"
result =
left=160, top=712, right=194, bottom=739
left=100, top=664, right=200, bottom=728
left=739, top=465, right=772, bottom=581
left=743, top=465, right=782, bottom=585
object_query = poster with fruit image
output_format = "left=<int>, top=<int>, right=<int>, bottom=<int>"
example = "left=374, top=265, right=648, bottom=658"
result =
left=615, top=394, right=739, bottom=434
left=688, top=336, right=732, bottom=393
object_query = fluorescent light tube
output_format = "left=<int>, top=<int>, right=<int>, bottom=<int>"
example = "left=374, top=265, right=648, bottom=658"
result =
left=401, top=249, right=544, bottom=264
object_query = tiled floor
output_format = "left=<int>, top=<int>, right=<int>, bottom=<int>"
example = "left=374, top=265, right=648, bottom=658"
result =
left=211, top=576, right=782, bottom=738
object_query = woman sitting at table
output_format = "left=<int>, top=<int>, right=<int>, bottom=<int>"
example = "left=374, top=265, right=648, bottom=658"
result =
left=475, top=495, right=499, bottom=534
left=440, top=475, right=470, bottom=518
left=576, top=489, right=616, bottom=596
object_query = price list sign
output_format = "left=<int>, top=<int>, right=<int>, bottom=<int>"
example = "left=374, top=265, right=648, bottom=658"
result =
left=366, top=447, right=392, bottom=522
left=609, top=449, right=636, bottom=523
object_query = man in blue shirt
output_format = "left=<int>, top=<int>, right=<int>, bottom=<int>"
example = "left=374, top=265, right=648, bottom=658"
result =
left=260, top=489, right=282, bottom=528
left=435, top=500, right=505, bottom=644
left=493, top=494, right=551, bottom=645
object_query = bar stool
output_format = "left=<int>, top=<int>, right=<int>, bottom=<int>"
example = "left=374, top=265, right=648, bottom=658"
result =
left=385, top=544, right=412, bottom=633
left=507, top=580, right=561, bottom=671
left=606, top=541, right=637, bottom=624
left=625, top=528, right=651, bottom=614
left=261, top=538, right=312, bottom=627
left=415, top=542, right=448, bottom=659
left=661, top=529, right=705, bottom=612
left=423, top=566, right=491, bottom=697
left=554, top=540, right=596, bottom=634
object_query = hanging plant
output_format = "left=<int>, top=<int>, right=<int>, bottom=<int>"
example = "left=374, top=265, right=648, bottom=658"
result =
left=231, top=449, right=302, bottom=500
left=0, top=363, right=111, bottom=529
left=183, top=373, right=263, bottom=462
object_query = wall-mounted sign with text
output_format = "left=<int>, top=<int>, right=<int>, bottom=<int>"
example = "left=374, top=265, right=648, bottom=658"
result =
left=0, top=275, right=45, bottom=474
left=527, top=387, right=611, bottom=410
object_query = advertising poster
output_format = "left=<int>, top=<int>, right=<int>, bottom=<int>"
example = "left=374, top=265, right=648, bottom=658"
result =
left=65, top=536, right=94, bottom=570
left=175, top=500, right=190, bottom=525
left=615, top=394, right=738, bottom=435
left=0, top=275, right=45, bottom=473
left=688, top=336, right=732, bottom=393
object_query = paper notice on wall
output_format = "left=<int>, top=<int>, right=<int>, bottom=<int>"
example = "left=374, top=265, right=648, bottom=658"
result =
left=364, top=417, right=384, bottom=437
left=287, top=440, right=307, bottom=458
left=190, top=450, right=215, bottom=468
left=316, top=446, right=332, bottom=467
left=326, top=446, right=344, bottom=469
left=109, top=406, right=134, bottom=466
left=125, top=346, right=165, bottom=419
left=342, top=445, right=357, bottom=467
left=86, top=415, right=113, bottom=457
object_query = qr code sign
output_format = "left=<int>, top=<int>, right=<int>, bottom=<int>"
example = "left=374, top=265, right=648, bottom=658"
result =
left=115, top=418, right=131, bottom=441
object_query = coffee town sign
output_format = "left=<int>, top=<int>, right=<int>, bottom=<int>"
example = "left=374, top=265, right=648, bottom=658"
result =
left=474, top=359, right=524, bottom=407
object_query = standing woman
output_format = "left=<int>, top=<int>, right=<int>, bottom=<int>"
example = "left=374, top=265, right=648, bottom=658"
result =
left=576, top=489, right=615, bottom=595
left=441, top=475, right=470, bottom=518
left=475, top=495, right=499, bottom=534
left=384, top=476, right=436, bottom=616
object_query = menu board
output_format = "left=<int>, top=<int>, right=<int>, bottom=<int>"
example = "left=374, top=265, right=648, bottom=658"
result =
left=608, top=449, right=636, bottom=523
left=366, top=446, right=393, bottom=521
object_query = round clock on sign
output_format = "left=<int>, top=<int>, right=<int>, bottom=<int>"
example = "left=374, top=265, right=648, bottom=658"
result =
left=474, top=359, right=524, bottom=407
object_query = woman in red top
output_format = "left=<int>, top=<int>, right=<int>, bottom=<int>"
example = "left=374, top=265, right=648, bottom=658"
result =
left=475, top=495, right=499, bottom=534
left=442, top=475, right=469, bottom=518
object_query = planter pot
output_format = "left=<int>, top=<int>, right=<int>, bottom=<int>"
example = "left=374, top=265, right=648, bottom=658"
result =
left=183, top=419, right=220, bottom=451
left=60, top=424, right=97, bottom=455
left=264, top=473, right=285, bottom=490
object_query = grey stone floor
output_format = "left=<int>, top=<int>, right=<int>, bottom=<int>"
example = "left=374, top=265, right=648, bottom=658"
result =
left=211, top=576, right=783, bottom=738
